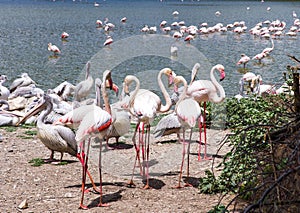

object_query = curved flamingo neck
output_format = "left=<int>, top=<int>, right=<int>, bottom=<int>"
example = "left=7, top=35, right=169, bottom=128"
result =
left=101, top=73, right=112, bottom=115
left=210, top=65, right=225, bottom=103
left=157, top=69, right=172, bottom=113
left=175, top=76, right=188, bottom=111
left=126, top=75, right=140, bottom=111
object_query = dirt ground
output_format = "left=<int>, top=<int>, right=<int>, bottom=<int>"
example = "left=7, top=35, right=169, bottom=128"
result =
left=0, top=125, right=235, bottom=213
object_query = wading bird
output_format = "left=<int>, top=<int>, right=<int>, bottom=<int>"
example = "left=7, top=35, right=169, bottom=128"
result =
left=47, top=43, right=61, bottom=56
left=188, top=64, right=226, bottom=160
left=173, top=75, right=201, bottom=188
left=122, top=68, right=175, bottom=189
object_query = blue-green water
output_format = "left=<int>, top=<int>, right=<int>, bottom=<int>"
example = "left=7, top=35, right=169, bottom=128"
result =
left=1, top=0, right=300, bottom=97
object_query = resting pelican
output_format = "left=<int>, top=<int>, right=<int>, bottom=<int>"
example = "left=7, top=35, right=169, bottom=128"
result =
left=74, top=62, right=94, bottom=102
left=0, top=75, right=10, bottom=100
left=17, top=94, right=77, bottom=161
left=9, top=73, right=36, bottom=93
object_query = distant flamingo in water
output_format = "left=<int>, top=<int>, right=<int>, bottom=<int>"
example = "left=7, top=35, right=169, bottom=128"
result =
left=173, top=75, right=201, bottom=188
left=48, top=43, right=61, bottom=55
left=237, top=53, right=250, bottom=68
left=188, top=64, right=226, bottom=160
left=122, top=68, right=175, bottom=189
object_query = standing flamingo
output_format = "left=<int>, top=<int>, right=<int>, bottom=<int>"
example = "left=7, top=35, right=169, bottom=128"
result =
left=74, top=73, right=115, bottom=209
left=47, top=43, right=61, bottom=55
left=173, top=75, right=201, bottom=188
left=262, top=38, right=274, bottom=55
left=237, top=53, right=251, bottom=68
left=122, top=68, right=175, bottom=189
left=100, top=70, right=130, bottom=149
left=188, top=64, right=226, bottom=160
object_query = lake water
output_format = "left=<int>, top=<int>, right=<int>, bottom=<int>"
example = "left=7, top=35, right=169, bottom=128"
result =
left=1, top=0, right=300, bottom=98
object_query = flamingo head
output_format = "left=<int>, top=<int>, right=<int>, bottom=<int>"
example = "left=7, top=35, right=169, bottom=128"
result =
left=216, top=64, right=225, bottom=81
left=162, top=67, right=175, bottom=86
left=103, top=70, right=114, bottom=91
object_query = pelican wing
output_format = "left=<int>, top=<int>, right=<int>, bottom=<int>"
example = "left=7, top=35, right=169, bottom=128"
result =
left=54, top=125, right=77, bottom=154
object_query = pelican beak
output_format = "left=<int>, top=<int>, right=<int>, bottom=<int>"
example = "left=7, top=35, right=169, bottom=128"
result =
left=16, top=97, right=46, bottom=126
left=220, top=69, right=226, bottom=81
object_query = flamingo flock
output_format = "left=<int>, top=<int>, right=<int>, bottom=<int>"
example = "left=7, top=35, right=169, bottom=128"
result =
left=3, top=2, right=299, bottom=211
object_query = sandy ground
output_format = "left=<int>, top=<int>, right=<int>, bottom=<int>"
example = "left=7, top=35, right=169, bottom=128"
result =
left=0, top=125, right=234, bottom=213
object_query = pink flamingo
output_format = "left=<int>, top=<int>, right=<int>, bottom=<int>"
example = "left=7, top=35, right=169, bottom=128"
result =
left=173, top=75, right=201, bottom=188
left=237, top=53, right=250, bottom=68
left=103, top=36, right=113, bottom=46
left=75, top=73, right=114, bottom=209
left=61, top=32, right=69, bottom=40
left=122, top=68, right=175, bottom=189
left=188, top=64, right=226, bottom=160
left=48, top=43, right=61, bottom=55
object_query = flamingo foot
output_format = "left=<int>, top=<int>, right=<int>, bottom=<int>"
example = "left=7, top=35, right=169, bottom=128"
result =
left=143, top=184, right=151, bottom=189
left=98, top=203, right=110, bottom=207
left=203, top=155, right=212, bottom=160
left=79, top=204, right=89, bottom=210
left=184, top=183, right=193, bottom=187
left=173, top=184, right=183, bottom=189
left=127, top=180, right=136, bottom=187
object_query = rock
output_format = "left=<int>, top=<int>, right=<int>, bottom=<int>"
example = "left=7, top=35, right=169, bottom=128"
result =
left=18, top=199, right=28, bottom=209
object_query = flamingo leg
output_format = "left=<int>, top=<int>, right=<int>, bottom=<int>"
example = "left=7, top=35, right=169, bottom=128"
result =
left=203, top=102, right=212, bottom=160
left=139, top=122, right=146, bottom=178
left=128, top=122, right=142, bottom=187
left=97, top=137, right=109, bottom=207
left=77, top=141, right=100, bottom=193
left=143, top=124, right=151, bottom=189
left=79, top=138, right=90, bottom=210
left=198, top=117, right=202, bottom=161
left=176, top=128, right=186, bottom=188
left=184, top=128, right=193, bottom=187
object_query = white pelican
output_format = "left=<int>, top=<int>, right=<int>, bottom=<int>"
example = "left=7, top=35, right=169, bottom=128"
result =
left=0, top=75, right=10, bottom=100
left=74, top=62, right=93, bottom=102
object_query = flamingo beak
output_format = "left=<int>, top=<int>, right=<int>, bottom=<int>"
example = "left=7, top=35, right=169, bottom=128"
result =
left=220, top=69, right=226, bottom=81
left=112, top=83, right=119, bottom=96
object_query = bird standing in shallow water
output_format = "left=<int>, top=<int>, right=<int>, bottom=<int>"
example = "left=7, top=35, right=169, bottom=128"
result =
left=48, top=43, right=61, bottom=56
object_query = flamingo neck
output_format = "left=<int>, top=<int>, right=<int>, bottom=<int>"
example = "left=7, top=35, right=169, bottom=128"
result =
left=210, top=66, right=225, bottom=103
left=101, top=74, right=112, bottom=115
left=157, top=69, right=172, bottom=113
left=175, top=76, right=188, bottom=112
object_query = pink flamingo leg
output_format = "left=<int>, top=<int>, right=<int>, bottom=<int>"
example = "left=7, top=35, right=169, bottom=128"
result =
left=184, top=128, right=193, bottom=187
left=198, top=117, right=203, bottom=161
left=97, top=137, right=109, bottom=207
left=128, top=123, right=143, bottom=186
left=176, top=129, right=186, bottom=188
left=143, top=124, right=151, bottom=189
left=77, top=141, right=100, bottom=193
left=79, top=138, right=91, bottom=210
left=203, top=102, right=212, bottom=160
